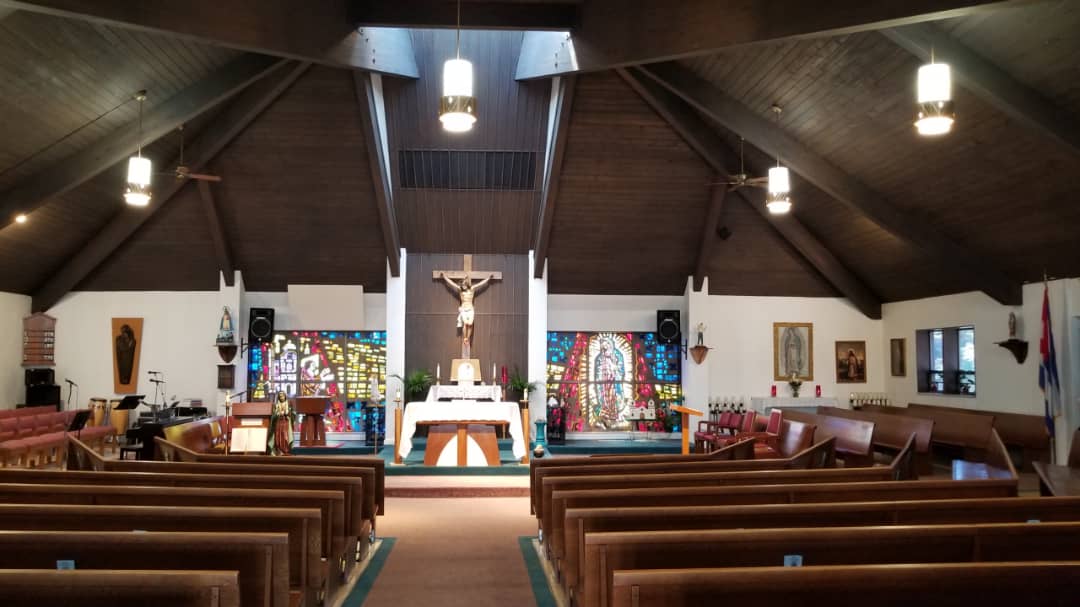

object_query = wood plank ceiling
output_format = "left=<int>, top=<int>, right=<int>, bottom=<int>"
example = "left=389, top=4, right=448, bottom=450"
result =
left=0, top=2, right=1077, bottom=305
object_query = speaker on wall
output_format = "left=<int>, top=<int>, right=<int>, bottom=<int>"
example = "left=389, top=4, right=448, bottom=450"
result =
left=249, top=308, right=275, bottom=343
left=25, top=368, right=55, bottom=386
left=656, top=310, right=681, bottom=345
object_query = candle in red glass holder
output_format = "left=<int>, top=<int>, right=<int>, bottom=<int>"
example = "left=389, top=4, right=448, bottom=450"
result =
left=500, top=366, right=508, bottom=386
left=770, top=385, right=777, bottom=397
left=815, top=385, right=821, bottom=397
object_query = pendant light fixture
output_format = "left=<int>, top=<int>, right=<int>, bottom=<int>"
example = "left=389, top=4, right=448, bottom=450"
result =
left=439, top=0, right=477, bottom=133
left=766, top=105, right=792, bottom=215
left=915, top=48, right=955, bottom=136
left=124, top=90, right=152, bottom=206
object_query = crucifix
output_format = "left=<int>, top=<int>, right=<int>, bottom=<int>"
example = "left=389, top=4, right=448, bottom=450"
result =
left=433, top=254, right=502, bottom=358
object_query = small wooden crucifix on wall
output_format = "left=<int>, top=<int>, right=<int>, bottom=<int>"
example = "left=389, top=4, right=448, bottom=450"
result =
left=433, top=254, right=502, bottom=359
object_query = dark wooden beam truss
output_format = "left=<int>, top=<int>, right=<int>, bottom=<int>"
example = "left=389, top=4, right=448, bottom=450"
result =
left=638, top=62, right=1021, bottom=306
left=32, top=61, right=311, bottom=312
left=0, top=54, right=283, bottom=229
left=353, top=71, right=402, bottom=277
left=694, top=182, right=727, bottom=292
left=618, top=67, right=883, bottom=319
left=196, top=179, right=235, bottom=287
left=882, top=22, right=1080, bottom=157
left=533, top=75, right=577, bottom=278
left=0, top=0, right=418, bottom=77
left=517, top=0, right=1022, bottom=79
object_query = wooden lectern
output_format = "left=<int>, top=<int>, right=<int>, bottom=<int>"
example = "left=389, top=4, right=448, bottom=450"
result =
left=670, top=405, right=704, bottom=455
left=294, top=397, right=329, bottom=447
left=231, top=402, right=272, bottom=453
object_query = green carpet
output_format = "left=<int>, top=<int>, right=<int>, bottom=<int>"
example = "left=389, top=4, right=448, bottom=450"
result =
left=340, top=538, right=396, bottom=606
left=518, top=536, right=558, bottom=607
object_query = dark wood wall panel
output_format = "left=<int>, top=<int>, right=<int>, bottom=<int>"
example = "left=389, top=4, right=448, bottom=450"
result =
left=404, top=253, right=528, bottom=380
left=384, top=30, right=550, bottom=254
left=211, top=66, right=388, bottom=292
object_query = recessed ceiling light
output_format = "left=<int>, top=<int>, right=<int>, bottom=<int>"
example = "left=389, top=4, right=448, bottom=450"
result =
left=14, top=214, right=27, bottom=224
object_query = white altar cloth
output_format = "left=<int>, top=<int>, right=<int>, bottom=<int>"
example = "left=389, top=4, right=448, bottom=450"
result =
left=399, top=400, right=526, bottom=461
left=751, top=397, right=842, bottom=412
left=427, top=384, right=502, bottom=402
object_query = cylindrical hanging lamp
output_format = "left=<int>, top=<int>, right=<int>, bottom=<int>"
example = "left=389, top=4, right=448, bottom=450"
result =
left=915, top=58, right=955, bottom=136
left=439, top=0, right=477, bottom=133
left=124, top=90, right=152, bottom=206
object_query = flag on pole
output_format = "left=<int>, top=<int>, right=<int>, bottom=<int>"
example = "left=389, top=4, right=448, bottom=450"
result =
left=1039, top=283, right=1062, bottom=436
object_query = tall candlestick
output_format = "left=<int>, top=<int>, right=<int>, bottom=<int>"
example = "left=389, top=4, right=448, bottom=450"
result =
left=436, top=363, right=441, bottom=384
left=492, top=363, right=496, bottom=385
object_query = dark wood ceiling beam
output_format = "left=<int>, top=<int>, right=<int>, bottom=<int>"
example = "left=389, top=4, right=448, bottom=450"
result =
left=31, top=61, right=311, bottom=312
left=196, top=179, right=235, bottom=287
left=693, top=182, right=727, bottom=292
left=517, top=0, right=1024, bottom=79
left=352, top=1, right=579, bottom=31
left=637, top=62, right=1022, bottom=306
left=0, top=0, right=418, bottom=77
left=618, top=67, right=882, bottom=319
left=0, top=53, right=283, bottom=229
left=882, top=22, right=1080, bottom=156
left=353, top=72, right=401, bottom=277
left=534, top=75, right=577, bottom=278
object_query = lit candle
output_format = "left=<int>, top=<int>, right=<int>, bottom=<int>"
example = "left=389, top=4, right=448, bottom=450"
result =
left=395, top=389, right=402, bottom=401
left=492, top=363, right=496, bottom=385
left=436, top=363, right=441, bottom=382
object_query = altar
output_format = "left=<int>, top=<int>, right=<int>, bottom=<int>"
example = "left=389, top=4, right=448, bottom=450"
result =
left=398, top=400, right=527, bottom=465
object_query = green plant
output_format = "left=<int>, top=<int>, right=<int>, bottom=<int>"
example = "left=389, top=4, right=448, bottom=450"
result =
left=508, top=368, right=537, bottom=395
left=391, top=369, right=434, bottom=402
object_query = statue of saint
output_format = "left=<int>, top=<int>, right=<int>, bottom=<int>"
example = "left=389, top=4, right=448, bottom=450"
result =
left=439, top=272, right=495, bottom=349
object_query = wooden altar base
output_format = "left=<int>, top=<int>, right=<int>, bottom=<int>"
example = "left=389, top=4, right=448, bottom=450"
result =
left=421, top=422, right=505, bottom=466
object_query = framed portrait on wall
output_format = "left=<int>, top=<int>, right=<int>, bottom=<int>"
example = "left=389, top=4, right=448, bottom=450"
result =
left=836, top=340, right=867, bottom=383
left=773, top=322, right=813, bottom=381
left=890, top=338, right=906, bottom=377
left=111, top=318, right=144, bottom=394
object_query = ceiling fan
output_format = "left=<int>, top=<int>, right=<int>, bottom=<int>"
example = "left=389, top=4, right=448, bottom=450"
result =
left=711, top=137, right=767, bottom=191
left=157, top=125, right=222, bottom=182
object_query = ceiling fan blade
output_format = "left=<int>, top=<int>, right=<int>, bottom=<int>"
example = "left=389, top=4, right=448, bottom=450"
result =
left=187, top=173, right=222, bottom=182
left=745, top=177, right=769, bottom=185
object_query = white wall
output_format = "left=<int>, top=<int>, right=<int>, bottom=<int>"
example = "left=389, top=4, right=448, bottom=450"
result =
left=47, top=291, right=226, bottom=409
left=243, top=292, right=386, bottom=332
left=548, top=294, right=686, bottom=332
left=0, top=292, right=31, bottom=407
left=706, top=296, right=885, bottom=401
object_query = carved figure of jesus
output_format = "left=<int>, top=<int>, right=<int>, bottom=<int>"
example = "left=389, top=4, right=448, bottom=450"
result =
left=439, top=272, right=494, bottom=347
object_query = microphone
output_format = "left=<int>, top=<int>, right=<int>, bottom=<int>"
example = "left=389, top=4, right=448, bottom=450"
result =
left=64, top=378, right=78, bottom=387
left=147, top=370, right=162, bottom=375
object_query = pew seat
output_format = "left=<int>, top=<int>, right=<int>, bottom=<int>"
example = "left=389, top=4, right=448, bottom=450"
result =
left=0, top=569, right=241, bottom=607
left=610, top=562, right=1080, bottom=607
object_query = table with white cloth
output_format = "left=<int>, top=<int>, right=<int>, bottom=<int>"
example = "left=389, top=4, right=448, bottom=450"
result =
left=398, top=400, right=526, bottom=465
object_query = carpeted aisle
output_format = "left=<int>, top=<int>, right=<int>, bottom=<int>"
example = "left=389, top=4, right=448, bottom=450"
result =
left=360, top=497, right=539, bottom=607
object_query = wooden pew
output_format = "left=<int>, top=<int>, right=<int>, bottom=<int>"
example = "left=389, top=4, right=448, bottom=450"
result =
left=0, top=503, right=324, bottom=606
left=553, top=477, right=1018, bottom=582
left=562, top=495, right=1080, bottom=601
left=0, top=464, right=369, bottom=565
left=780, top=410, right=875, bottom=467
left=0, top=569, right=241, bottom=607
left=0, top=482, right=347, bottom=586
left=610, top=562, right=1080, bottom=607
left=584, top=522, right=1080, bottom=607
left=529, top=436, right=751, bottom=515
left=0, top=530, right=290, bottom=607
left=155, top=435, right=386, bottom=516
left=533, top=437, right=830, bottom=527
left=863, top=403, right=995, bottom=460
left=952, top=429, right=1018, bottom=480
left=70, top=436, right=375, bottom=546
left=818, top=406, right=934, bottom=474
left=905, top=402, right=1051, bottom=469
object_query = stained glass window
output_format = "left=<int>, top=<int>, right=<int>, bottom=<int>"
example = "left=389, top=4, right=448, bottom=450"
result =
left=546, top=332, right=682, bottom=432
left=248, top=331, right=387, bottom=431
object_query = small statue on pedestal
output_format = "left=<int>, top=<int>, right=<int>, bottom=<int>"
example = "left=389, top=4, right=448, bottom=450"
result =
left=268, top=391, right=295, bottom=456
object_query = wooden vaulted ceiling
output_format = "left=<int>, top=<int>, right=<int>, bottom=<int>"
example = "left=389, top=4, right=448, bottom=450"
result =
left=0, top=1, right=1076, bottom=315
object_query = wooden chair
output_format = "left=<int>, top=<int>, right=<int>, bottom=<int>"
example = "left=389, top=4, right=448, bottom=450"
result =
left=737, top=409, right=783, bottom=456
left=711, top=412, right=756, bottom=450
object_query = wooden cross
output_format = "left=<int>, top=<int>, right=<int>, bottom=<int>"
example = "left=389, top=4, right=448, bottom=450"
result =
left=431, top=254, right=503, bottom=282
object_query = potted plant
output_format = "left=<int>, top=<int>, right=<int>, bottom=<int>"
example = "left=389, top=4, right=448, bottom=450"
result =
left=391, top=369, right=435, bottom=402
left=507, top=368, right=538, bottom=403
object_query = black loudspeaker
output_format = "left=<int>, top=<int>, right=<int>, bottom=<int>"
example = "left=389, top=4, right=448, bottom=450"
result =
left=25, top=368, right=55, bottom=386
left=656, top=310, right=681, bottom=345
left=26, top=384, right=61, bottom=408
left=249, top=307, right=275, bottom=342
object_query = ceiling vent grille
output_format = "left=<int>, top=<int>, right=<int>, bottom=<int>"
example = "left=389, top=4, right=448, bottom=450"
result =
left=398, top=150, right=536, bottom=191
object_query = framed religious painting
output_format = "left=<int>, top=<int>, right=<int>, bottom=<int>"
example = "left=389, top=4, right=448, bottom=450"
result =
left=836, top=340, right=867, bottom=383
left=773, top=322, right=813, bottom=381
left=890, top=338, right=906, bottom=377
